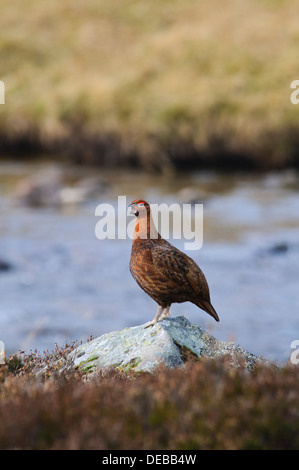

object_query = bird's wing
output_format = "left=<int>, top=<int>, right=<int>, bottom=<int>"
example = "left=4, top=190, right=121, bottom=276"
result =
left=150, top=241, right=192, bottom=284
left=150, top=241, right=210, bottom=298
left=185, top=260, right=210, bottom=299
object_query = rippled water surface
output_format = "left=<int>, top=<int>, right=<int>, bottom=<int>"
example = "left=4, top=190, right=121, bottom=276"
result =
left=0, top=161, right=299, bottom=363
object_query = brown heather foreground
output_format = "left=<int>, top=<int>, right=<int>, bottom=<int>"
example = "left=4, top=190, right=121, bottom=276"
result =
left=0, top=344, right=298, bottom=450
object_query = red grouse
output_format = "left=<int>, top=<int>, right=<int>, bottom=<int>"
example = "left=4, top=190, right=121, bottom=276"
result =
left=129, top=199, right=219, bottom=326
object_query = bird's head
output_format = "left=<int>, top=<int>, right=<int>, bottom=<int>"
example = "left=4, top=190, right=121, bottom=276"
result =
left=128, top=199, right=150, bottom=218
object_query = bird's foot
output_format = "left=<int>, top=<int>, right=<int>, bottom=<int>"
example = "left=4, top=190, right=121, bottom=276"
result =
left=144, top=305, right=164, bottom=328
left=159, top=313, right=170, bottom=321
left=159, top=306, right=171, bottom=321
left=144, top=320, right=157, bottom=329
left=144, top=306, right=171, bottom=328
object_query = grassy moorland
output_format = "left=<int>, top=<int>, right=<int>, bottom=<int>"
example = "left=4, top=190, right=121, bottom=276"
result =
left=0, top=0, right=299, bottom=170
left=0, top=346, right=299, bottom=450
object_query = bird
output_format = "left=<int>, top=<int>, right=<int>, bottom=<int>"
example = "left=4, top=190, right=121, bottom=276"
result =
left=129, top=198, right=219, bottom=327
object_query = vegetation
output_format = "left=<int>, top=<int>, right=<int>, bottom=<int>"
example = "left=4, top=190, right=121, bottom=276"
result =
left=1, top=0, right=299, bottom=170
left=0, top=344, right=298, bottom=450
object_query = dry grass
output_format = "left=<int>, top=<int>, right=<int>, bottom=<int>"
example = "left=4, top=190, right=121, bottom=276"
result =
left=0, top=345, right=299, bottom=450
left=1, top=0, right=299, bottom=169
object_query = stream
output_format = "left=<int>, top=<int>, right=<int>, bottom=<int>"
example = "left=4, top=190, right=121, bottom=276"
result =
left=0, top=160, right=299, bottom=363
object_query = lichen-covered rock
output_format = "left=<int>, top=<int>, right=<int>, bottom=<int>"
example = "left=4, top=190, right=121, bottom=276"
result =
left=67, top=316, right=269, bottom=375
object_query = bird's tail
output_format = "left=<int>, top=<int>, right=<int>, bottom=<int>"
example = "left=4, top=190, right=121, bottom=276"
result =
left=195, top=299, right=220, bottom=322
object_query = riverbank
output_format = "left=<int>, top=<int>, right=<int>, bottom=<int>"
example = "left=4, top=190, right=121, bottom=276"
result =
left=1, top=0, right=299, bottom=171
left=0, top=343, right=298, bottom=450
left=1, top=124, right=299, bottom=173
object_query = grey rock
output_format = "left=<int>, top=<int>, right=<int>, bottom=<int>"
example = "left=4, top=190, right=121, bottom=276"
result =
left=0, top=259, right=13, bottom=271
left=14, top=167, right=63, bottom=207
left=66, top=316, right=269, bottom=375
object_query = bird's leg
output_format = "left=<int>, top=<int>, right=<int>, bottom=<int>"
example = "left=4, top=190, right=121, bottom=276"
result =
left=145, top=305, right=165, bottom=328
left=159, top=305, right=171, bottom=320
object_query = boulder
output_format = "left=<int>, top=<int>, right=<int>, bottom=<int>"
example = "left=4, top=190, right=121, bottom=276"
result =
left=67, top=316, right=269, bottom=375
left=0, top=259, right=13, bottom=271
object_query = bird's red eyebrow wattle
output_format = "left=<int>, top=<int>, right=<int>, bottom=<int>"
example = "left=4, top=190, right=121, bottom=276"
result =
left=131, top=199, right=148, bottom=206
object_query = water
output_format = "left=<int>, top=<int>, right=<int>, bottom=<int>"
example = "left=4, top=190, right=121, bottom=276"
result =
left=0, top=161, right=299, bottom=363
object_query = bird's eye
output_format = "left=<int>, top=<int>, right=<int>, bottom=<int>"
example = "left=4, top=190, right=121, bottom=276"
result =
left=138, top=202, right=144, bottom=207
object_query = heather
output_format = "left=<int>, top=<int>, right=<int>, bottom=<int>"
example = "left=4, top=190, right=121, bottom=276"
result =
left=0, top=345, right=298, bottom=450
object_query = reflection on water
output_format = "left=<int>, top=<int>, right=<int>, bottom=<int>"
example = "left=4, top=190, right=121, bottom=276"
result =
left=0, top=161, right=299, bottom=363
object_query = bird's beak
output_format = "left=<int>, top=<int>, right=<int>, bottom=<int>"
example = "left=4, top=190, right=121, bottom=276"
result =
left=128, top=204, right=137, bottom=216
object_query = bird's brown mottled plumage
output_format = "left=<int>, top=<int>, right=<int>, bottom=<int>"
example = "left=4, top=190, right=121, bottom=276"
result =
left=129, top=199, right=219, bottom=326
